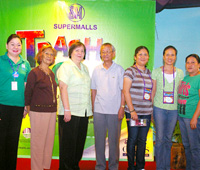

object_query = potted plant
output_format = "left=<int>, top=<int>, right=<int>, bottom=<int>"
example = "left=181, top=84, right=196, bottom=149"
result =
left=170, top=121, right=186, bottom=169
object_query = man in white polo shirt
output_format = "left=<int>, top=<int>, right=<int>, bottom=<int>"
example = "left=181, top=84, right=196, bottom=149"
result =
left=91, top=43, right=125, bottom=170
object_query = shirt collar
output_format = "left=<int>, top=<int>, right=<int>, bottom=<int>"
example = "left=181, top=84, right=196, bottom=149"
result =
left=2, top=52, right=25, bottom=64
left=101, top=61, right=115, bottom=70
left=67, top=58, right=85, bottom=71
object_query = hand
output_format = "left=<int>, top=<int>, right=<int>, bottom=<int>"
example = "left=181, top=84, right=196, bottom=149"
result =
left=151, top=114, right=154, bottom=122
left=23, top=106, right=30, bottom=118
left=118, top=107, right=124, bottom=120
left=64, top=111, right=71, bottom=122
left=23, top=110, right=28, bottom=118
left=131, top=111, right=138, bottom=120
left=190, top=117, right=197, bottom=129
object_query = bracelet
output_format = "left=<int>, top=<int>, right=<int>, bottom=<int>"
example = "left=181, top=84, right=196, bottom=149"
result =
left=121, top=105, right=125, bottom=108
left=24, top=109, right=28, bottom=113
left=130, top=109, right=135, bottom=113
left=64, top=109, right=70, bottom=112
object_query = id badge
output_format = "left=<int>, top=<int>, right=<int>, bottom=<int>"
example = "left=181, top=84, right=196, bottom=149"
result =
left=163, top=91, right=174, bottom=104
left=143, top=88, right=152, bottom=101
left=11, top=81, right=18, bottom=91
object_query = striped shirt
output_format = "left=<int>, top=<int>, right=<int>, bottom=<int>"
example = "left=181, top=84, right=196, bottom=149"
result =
left=124, top=66, right=153, bottom=115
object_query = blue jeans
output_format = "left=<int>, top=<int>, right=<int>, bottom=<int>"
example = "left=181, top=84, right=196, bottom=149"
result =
left=178, top=116, right=200, bottom=170
left=153, top=106, right=178, bottom=170
left=125, top=112, right=151, bottom=170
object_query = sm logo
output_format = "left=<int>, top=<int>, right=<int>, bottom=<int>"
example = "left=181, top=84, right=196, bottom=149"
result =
left=68, top=3, right=85, bottom=22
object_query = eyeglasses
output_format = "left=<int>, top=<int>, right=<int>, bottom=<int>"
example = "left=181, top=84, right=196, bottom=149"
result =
left=101, top=51, right=113, bottom=55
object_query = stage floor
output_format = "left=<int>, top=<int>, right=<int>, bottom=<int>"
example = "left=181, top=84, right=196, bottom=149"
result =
left=17, top=158, right=184, bottom=170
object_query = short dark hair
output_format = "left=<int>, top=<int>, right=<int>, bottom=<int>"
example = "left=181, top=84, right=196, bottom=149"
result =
left=7, top=34, right=22, bottom=44
left=68, top=42, right=86, bottom=59
left=163, top=45, right=177, bottom=56
left=134, top=46, right=149, bottom=65
left=35, top=44, right=57, bottom=66
left=185, top=54, right=200, bottom=63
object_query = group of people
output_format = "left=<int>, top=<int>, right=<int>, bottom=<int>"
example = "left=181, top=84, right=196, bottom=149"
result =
left=0, top=33, right=199, bottom=170
left=123, top=45, right=200, bottom=170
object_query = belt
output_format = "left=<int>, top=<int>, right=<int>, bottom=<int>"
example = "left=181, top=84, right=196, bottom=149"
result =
left=35, top=104, right=56, bottom=107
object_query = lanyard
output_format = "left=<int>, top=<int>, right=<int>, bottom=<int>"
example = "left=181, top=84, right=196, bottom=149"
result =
left=162, top=66, right=175, bottom=93
left=8, top=59, right=20, bottom=81
left=135, top=65, right=153, bottom=89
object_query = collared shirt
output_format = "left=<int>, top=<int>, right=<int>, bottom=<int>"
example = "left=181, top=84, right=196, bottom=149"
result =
left=0, top=52, right=31, bottom=107
left=91, top=62, right=124, bottom=115
left=57, top=58, right=92, bottom=117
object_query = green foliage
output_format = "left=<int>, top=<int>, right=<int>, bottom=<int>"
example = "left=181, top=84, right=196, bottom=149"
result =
left=173, top=121, right=182, bottom=143
left=152, top=120, right=182, bottom=143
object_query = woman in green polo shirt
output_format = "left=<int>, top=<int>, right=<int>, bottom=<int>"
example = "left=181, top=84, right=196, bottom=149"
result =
left=0, top=34, right=31, bottom=170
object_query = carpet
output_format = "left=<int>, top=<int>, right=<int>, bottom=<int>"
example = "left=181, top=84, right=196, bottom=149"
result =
left=17, top=158, right=184, bottom=170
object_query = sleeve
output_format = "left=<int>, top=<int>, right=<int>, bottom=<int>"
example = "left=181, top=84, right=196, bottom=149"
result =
left=83, top=64, right=92, bottom=89
left=151, top=68, right=157, bottom=80
left=52, top=62, right=64, bottom=85
left=119, top=66, right=125, bottom=90
left=124, top=67, right=134, bottom=81
left=179, top=69, right=184, bottom=81
left=57, top=63, right=71, bottom=85
left=25, top=70, right=36, bottom=106
left=83, top=64, right=90, bottom=75
left=198, top=77, right=200, bottom=90
left=24, top=61, right=31, bottom=82
left=91, top=67, right=97, bottom=90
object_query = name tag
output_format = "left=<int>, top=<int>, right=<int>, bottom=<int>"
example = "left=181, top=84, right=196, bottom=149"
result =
left=11, top=81, right=18, bottom=91
left=163, top=91, right=174, bottom=104
left=143, top=88, right=152, bottom=101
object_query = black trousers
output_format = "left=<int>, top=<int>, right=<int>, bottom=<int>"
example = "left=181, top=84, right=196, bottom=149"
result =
left=58, top=115, right=88, bottom=170
left=0, top=104, right=24, bottom=170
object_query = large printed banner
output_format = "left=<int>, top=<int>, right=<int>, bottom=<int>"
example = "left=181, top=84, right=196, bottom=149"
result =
left=0, top=0, right=155, bottom=161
